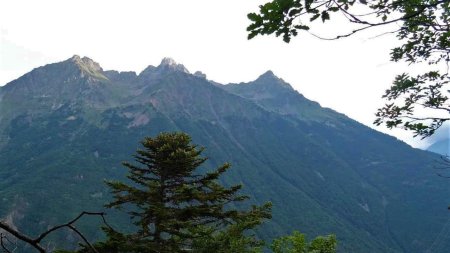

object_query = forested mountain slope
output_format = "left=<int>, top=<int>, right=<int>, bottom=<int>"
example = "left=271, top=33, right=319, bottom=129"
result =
left=0, top=56, right=448, bottom=252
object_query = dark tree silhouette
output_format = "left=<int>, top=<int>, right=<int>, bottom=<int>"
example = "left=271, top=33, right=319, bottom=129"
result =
left=94, top=132, right=271, bottom=253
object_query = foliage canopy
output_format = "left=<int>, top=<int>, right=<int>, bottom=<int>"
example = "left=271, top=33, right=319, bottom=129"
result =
left=247, top=0, right=450, bottom=138
left=270, top=231, right=337, bottom=253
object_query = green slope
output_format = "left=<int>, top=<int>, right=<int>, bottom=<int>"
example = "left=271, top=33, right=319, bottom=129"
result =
left=0, top=57, right=449, bottom=252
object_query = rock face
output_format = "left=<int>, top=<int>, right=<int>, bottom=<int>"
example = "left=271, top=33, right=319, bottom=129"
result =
left=71, top=55, right=104, bottom=74
left=1, top=56, right=450, bottom=252
left=158, top=57, right=190, bottom=73
left=193, top=71, right=206, bottom=79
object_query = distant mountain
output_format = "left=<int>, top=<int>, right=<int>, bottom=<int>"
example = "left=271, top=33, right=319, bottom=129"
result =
left=1, top=56, right=450, bottom=252
left=427, top=138, right=450, bottom=156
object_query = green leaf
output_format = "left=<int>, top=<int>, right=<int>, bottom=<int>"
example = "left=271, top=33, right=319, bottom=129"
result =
left=329, top=6, right=340, bottom=12
left=310, top=13, right=320, bottom=21
left=247, top=13, right=260, bottom=21
left=321, top=11, right=330, bottom=22
left=294, top=24, right=310, bottom=30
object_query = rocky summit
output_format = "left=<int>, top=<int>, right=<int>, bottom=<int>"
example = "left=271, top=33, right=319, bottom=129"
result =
left=0, top=56, right=449, bottom=252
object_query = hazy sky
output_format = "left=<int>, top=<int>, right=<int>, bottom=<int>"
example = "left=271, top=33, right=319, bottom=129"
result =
left=1, top=0, right=439, bottom=148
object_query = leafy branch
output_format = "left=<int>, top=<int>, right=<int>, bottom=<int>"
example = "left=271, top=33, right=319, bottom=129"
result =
left=248, top=0, right=450, bottom=138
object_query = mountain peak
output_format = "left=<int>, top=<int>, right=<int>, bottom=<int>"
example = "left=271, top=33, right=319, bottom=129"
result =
left=255, top=70, right=293, bottom=90
left=160, top=57, right=177, bottom=66
left=68, top=55, right=107, bottom=80
left=70, top=55, right=102, bottom=72
left=158, top=57, right=189, bottom=74
left=70, top=54, right=82, bottom=61
left=260, top=70, right=276, bottom=78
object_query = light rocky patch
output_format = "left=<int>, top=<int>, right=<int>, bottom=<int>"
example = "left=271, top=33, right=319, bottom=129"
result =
left=51, top=103, right=63, bottom=110
left=74, top=174, right=84, bottom=180
left=90, top=192, right=103, bottom=199
left=2, top=212, right=18, bottom=231
left=359, top=203, right=370, bottom=213
left=1, top=197, right=28, bottom=232
left=127, top=113, right=150, bottom=128
left=315, top=171, right=325, bottom=181
left=123, top=112, right=134, bottom=118
left=325, top=121, right=337, bottom=128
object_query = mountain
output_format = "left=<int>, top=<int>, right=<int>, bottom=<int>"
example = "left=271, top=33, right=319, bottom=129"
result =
left=1, top=56, right=450, bottom=252
left=427, top=138, right=450, bottom=156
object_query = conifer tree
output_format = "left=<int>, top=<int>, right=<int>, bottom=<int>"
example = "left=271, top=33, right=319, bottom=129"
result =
left=100, top=132, right=271, bottom=253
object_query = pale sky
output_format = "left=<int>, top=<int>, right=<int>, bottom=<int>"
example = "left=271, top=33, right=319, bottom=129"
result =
left=0, top=0, right=439, bottom=149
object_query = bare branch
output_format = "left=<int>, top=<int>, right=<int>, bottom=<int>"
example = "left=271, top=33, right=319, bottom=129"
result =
left=366, top=29, right=402, bottom=40
left=34, top=211, right=106, bottom=243
left=67, top=225, right=99, bottom=253
left=0, top=211, right=109, bottom=253
left=0, top=222, right=45, bottom=253
left=308, top=0, right=447, bottom=40
left=397, top=115, right=450, bottom=121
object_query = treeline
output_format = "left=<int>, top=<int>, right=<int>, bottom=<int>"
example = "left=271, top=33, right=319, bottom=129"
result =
left=2, top=132, right=336, bottom=253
